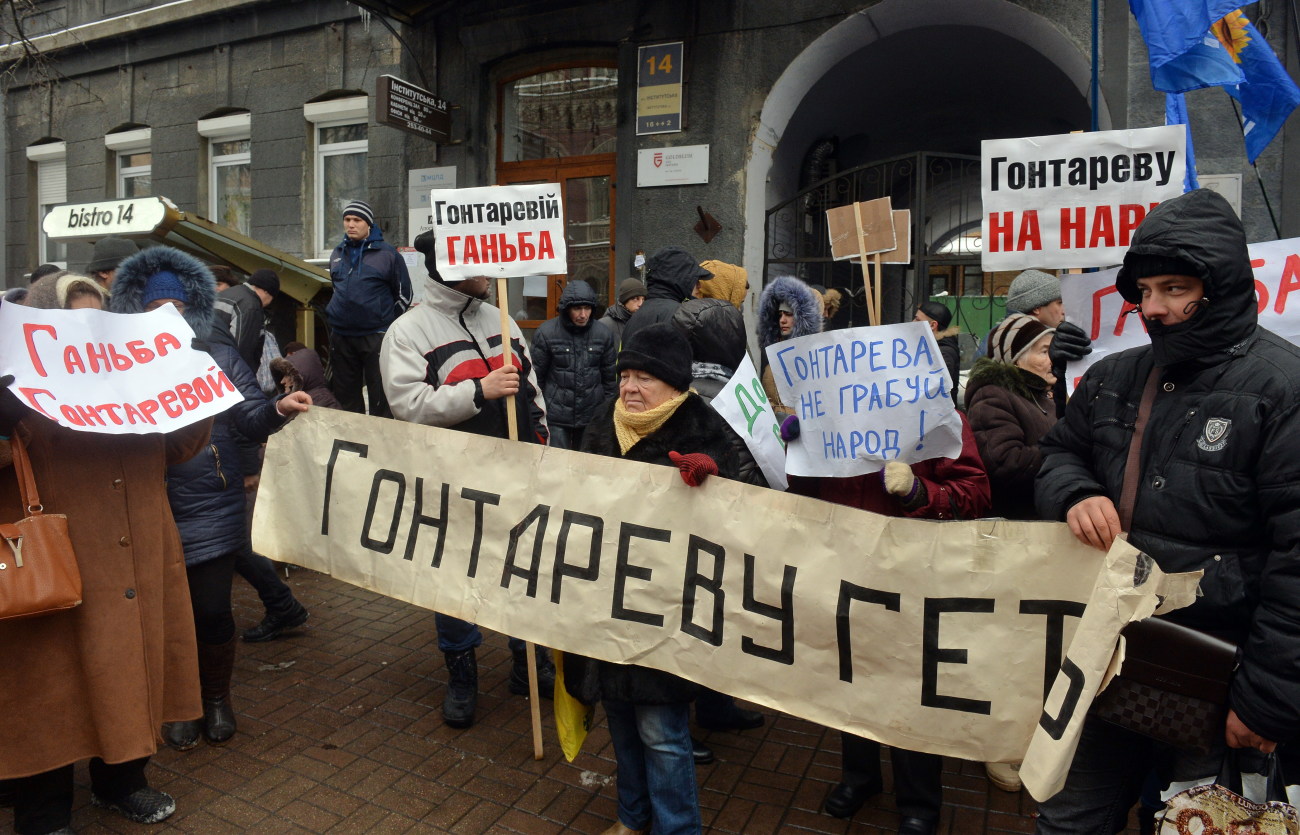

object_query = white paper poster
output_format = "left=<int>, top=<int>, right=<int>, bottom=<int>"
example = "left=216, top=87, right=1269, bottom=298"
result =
left=710, top=354, right=788, bottom=490
left=427, top=184, right=567, bottom=281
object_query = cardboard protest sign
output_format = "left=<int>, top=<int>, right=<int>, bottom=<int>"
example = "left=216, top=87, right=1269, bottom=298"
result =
left=1059, top=236, right=1300, bottom=392
left=764, top=322, right=964, bottom=478
left=826, top=198, right=895, bottom=260
left=0, top=303, right=244, bottom=434
left=427, top=183, right=567, bottom=281
left=709, top=354, right=788, bottom=490
left=981, top=125, right=1186, bottom=271
left=877, top=209, right=912, bottom=265
left=253, top=408, right=1193, bottom=780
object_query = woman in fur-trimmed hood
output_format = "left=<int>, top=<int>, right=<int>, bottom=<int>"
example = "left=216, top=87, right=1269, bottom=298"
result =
left=757, top=275, right=822, bottom=416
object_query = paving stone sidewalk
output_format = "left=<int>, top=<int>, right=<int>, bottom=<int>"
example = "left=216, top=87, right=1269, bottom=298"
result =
left=51, top=567, right=1147, bottom=834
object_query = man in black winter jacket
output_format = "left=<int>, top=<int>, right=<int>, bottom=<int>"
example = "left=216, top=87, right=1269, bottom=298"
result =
left=620, top=246, right=711, bottom=346
left=530, top=280, right=616, bottom=449
left=1034, top=188, right=1300, bottom=832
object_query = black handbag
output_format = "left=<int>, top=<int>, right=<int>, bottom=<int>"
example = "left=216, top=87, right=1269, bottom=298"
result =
left=1088, top=367, right=1239, bottom=754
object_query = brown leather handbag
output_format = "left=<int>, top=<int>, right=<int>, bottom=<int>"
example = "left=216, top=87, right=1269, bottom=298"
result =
left=1089, top=367, right=1239, bottom=754
left=0, top=435, right=83, bottom=620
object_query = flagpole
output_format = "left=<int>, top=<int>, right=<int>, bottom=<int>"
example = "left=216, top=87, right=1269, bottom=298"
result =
left=1090, top=0, right=1100, bottom=132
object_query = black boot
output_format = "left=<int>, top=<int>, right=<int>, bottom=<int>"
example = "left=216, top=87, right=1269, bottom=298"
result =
left=162, top=719, right=202, bottom=751
left=242, top=599, right=309, bottom=642
left=198, top=637, right=238, bottom=744
left=443, top=648, right=478, bottom=728
left=508, top=645, right=556, bottom=699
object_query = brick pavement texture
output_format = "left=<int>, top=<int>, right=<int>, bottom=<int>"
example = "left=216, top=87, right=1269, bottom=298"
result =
left=44, top=567, right=1148, bottom=834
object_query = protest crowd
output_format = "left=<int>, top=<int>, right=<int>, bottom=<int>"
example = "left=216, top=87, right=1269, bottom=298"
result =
left=2, top=178, right=1299, bottom=835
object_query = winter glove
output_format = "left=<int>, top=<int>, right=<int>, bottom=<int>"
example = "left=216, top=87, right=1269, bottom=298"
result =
left=779, top=414, right=801, bottom=443
left=881, top=460, right=927, bottom=509
left=668, top=451, right=719, bottom=487
left=0, top=376, right=27, bottom=438
left=1049, top=320, right=1092, bottom=367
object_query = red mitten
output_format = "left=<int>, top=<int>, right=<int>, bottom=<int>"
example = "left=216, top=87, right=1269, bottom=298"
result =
left=668, top=451, right=718, bottom=486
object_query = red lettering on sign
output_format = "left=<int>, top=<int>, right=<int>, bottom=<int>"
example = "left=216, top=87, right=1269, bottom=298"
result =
left=1274, top=254, right=1300, bottom=315
left=19, top=388, right=57, bottom=419
left=1088, top=205, right=1116, bottom=249
left=22, top=324, right=56, bottom=377
left=1017, top=210, right=1042, bottom=251
left=1060, top=207, right=1086, bottom=249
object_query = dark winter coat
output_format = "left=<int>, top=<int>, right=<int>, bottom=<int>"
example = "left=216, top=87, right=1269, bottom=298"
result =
left=964, top=358, right=1056, bottom=520
left=936, top=328, right=961, bottom=405
left=272, top=349, right=341, bottom=409
left=111, top=247, right=289, bottom=566
left=598, top=303, right=632, bottom=347
left=672, top=298, right=768, bottom=488
left=531, top=281, right=617, bottom=429
left=1036, top=188, right=1300, bottom=744
left=621, top=247, right=707, bottom=346
left=213, top=282, right=265, bottom=372
left=326, top=225, right=413, bottom=337
left=573, top=393, right=740, bottom=704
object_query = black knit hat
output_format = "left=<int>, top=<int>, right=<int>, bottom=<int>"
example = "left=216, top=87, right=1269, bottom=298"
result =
left=412, top=230, right=445, bottom=282
left=342, top=199, right=376, bottom=228
left=248, top=268, right=281, bottom=297
left=617, top=322, right=693, bottom=392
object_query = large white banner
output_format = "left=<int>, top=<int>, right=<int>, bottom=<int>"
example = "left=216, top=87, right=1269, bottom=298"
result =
left=1060, top=237, right=1300, bottom=391
left=709, top=354, right=788, bottom=490
left=764, top=322, right=964, bottom=478
left=427, top=184, right=567, bottom=281
left=253, top=409, right=1197, bottom=786
left=0, top=303, right=244, bottom=433
left=981, top=126, right=1186, bottom=271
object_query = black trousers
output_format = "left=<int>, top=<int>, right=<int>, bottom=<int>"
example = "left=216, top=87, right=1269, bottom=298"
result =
left=329, top=331, right=390, bottom=418
left=11, top=757, right=148, bottom=834
left=841, top=732, right=943, bottom=821
left=187, top=550, right=236, bottom=645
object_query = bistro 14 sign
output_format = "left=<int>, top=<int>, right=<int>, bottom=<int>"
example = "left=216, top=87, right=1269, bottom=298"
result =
left=43, top=196, right=170, bottom=241
left=376, top=74, right=450, bottom=143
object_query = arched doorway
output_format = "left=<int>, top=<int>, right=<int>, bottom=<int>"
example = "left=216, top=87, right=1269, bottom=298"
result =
left=745, top=0, right=1106, bottom=347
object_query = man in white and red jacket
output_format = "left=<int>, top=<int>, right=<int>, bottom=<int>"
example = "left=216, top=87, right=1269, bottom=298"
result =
left=380, top=230, right=550, bottom=730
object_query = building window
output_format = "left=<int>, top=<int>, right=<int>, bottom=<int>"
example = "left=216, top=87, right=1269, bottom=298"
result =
left=27, top=141, right=67, bottom=267
left=501, top=66, right=618, bottom=163
left=105, top=127, right=152, bottom=198
left=305, top=96, right=368, bottom=255
left=198, top=112, right=252, bottom=235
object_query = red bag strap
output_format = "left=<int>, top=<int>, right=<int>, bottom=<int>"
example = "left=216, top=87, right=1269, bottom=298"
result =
left=8, top=435, right=43, bottom=515
left=1118, top=366, right=1160, bottom=533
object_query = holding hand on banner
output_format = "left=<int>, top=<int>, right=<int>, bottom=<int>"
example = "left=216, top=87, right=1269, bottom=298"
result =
left=0, top=376, right=24, bottom=438
left=274, top=391, right=313, bottom=417
left=779, top=414, right=800, bottom=442
left=1049, top=321, right=1092, bottom=367
left=668, top=451, right=718, bottom=486
left=881, top=460, right=925, bottom=507
left=1065, top=495, right=1122, bottom=551
left=481, top=364, right=521, bottom=400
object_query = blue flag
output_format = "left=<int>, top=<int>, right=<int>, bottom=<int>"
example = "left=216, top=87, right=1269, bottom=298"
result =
left=1215, top=11, right=1300, bottom=163
left=1129, top=0, right=1243, bottom=91
left=1164, top=93, right=1200, bottom=191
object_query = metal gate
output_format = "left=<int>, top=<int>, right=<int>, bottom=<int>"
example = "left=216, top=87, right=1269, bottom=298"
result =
left=763, top=152, right=988, bottom=330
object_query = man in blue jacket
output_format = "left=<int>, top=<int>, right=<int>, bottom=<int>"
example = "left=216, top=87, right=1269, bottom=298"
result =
left=326, top=200, right=412, bottom=418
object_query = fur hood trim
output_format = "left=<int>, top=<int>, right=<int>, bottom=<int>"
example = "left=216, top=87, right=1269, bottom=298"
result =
left=965, top=356, right=1049, bottom=405
left=935, top=325, right=960, bottom=340
left=758, top=275, right=821, bottom=350
left=110, top=246, right=216, bottom=335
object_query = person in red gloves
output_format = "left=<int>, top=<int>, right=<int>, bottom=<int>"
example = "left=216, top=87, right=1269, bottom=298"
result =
left=783, top=412, right=991, bottom=835
left=574, top=322, right=739, bottom=835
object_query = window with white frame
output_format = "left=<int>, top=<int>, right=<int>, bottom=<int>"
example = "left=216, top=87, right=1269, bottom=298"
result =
left=27, top=141, right=67, bottom=267
left=305, top=96, right=368, bottom=256
left=198, top=112, right=251, bottom=235
left=105, top=127, right=152, bottom=198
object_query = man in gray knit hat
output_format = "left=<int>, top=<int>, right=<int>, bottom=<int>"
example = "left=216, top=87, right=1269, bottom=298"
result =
left=995, top=269, right=1092, bottom=416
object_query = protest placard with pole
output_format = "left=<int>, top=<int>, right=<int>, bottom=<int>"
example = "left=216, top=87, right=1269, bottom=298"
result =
left=428, top=182, right=569, bottom=760
left=827, top=197, right=895, bottom=326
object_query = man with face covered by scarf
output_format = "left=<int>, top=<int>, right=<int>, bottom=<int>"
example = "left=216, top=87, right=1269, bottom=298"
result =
left=1033, top=188, right=1300, bottom=832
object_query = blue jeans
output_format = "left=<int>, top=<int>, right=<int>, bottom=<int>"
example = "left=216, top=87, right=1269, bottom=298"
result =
left=435, top=614, right=523, bottom=655
left=603, top=699, right=700, bottom=835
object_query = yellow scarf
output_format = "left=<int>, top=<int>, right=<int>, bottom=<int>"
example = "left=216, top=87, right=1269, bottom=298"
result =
left=613, top=391, right=691, bottom=455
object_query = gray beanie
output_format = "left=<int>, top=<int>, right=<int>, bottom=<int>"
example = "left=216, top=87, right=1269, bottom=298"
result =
left=1005, top=269, right=1061, bottom=314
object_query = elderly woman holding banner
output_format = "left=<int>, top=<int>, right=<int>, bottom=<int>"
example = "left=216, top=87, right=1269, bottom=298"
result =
left=574, top=322, right=739, bottom=835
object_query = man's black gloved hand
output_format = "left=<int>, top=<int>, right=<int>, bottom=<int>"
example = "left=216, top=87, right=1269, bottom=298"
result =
left=1050, top=320, right=1092, bottom=368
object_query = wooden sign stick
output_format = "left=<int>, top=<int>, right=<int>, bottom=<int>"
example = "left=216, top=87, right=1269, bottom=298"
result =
left=873, top=252, right=884, bottom=328
left=853, top=202, right=879, bottom=326
left=495, top=277, right=545, bottom=762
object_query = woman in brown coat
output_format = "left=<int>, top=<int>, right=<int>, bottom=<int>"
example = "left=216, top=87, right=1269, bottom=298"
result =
left=0, top=281, right=210, bottom=834
left=964, top=312, right=1058, bottom=521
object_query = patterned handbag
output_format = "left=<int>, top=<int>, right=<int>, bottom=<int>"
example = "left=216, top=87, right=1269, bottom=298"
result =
left=1159, top=752, right=1299, bottom=835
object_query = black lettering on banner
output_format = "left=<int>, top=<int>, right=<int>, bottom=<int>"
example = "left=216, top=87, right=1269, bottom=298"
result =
left=836, top=582, right=901, bottom=683
left=1019, top=599, right=1087, bottom=702
left=501, top=503, right=550, bottom=598
left=322, top=439, right=368, bottom=535
left=1039, top=656, right=1087, bottom=740
left=460, top=488, right=501, bottom=578
left=612, top=522, right=669, bottom=626
left=360, top=470, right=406, bottom=554
left=403, top=478, right=449, bottom=566
left=550, top=511, right=603, bottom=604
left=741, top=553, right=796, bottom=665
left=921, top=597, right=994, bottom=715
left=680, top=535, right=725, bottom=646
